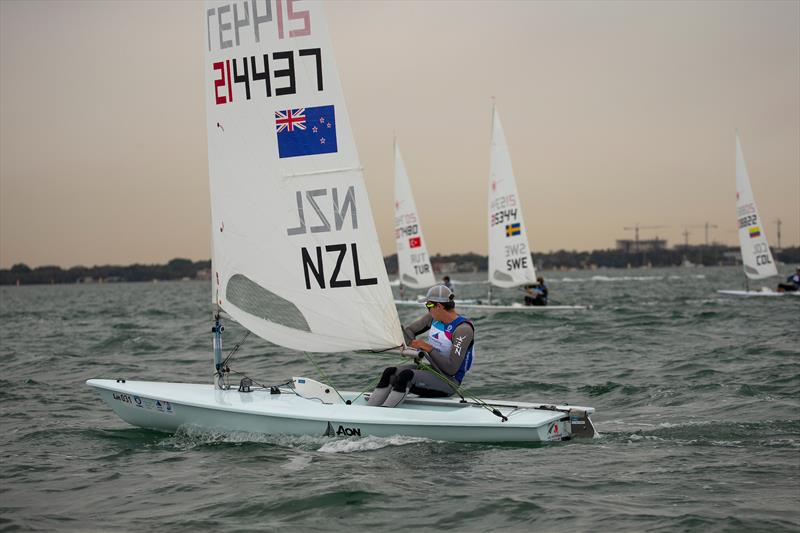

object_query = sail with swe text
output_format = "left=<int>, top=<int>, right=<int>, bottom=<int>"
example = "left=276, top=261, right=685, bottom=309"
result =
left=487, top=104, right=537, bottom=288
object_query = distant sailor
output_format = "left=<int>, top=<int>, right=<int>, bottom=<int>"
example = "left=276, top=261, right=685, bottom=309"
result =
left=367, top=285, right=474, bottom=408
left=777, top=267, right=800, bottom=292
left=524, top=276, right=548, bottom=306
left=442, top=276, right=454, bottom=293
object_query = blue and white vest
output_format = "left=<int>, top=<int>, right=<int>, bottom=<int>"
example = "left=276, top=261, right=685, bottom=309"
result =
left=427, top=315, right=474, bottom=383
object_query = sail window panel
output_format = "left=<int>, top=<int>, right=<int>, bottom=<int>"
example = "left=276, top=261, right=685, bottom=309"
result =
left=492, top=271, right=514, bottom=283
left=226, top=274, right=311, bottom=332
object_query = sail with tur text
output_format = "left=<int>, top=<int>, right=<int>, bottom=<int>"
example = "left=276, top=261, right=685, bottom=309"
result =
left=394, top=142, right=436, bottom=289
left=204, top=0, right=403, bottom=352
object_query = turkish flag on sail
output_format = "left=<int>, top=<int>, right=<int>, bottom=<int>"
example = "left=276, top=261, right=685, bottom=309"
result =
left=409, top=236, right=422, bottom=248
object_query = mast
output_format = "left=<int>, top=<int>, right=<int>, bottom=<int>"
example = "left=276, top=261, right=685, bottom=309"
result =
left=487, top=102, right=495, bottom=303
left=212, top=313, right=225, bottom=390
left=395, top=134, right=403, bottom=303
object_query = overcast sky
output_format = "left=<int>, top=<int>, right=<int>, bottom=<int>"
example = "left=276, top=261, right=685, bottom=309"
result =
left=1, top=0, right=798, bottom=269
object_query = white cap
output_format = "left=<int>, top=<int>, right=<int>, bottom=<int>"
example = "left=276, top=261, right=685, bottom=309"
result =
left=425, top=284, right=454, bottom=303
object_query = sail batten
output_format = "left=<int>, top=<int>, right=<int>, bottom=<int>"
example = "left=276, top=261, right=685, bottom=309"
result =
left=487, top=105, right=537, bottom=289
left=204, top=0, right=403, bottom=352
left=286, top=166, right=363, bottom=178
left=735, top=134, right=777, bottom=281
left=394, top=142, right=436, bottom=290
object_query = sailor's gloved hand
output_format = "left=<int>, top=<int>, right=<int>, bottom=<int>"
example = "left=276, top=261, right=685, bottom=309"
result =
left=410, top=339, right=434, bottom=352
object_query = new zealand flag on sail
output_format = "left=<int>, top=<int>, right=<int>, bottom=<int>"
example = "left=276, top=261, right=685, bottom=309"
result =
left=275, top=105, right=338, bottom=158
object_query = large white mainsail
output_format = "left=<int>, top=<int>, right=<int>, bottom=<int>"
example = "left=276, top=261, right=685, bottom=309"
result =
left=394, top=141, right=436, bottom=290
left=735, top=133, right=777, bottom=280
left=487, top=104, right=537, bottom=288
left=204, top=0, right=402, bottom=352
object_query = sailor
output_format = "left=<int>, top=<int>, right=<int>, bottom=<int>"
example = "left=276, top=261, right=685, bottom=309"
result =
left=442, top=276, right=454, bottom=293
left=524, top=276, right=548, bottom=306
left=777, top=267, right=800, bottom=292
left=367, top=285, right=474, bottom=408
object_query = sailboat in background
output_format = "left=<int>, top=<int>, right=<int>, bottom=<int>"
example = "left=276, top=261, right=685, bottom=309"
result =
left=393, top=141, right=436, bottom=302
left=86, top=1, right=596, bottom=442
left=457, top=104, right=588, bottom=312
left=718, top=133, right=792, bottom=297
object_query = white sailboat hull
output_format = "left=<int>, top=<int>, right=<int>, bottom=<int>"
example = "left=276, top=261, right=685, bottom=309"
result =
left=87, top=379, right=595, bottom=443
left=717, top=289, right=799, bottom=298
left=456, top=302, right=591, bottom=312
left=394, top=298, right=480, bottom=307
left=394, top=299, right=590, bottom=311
left=394, top=299, right=425, bottom=306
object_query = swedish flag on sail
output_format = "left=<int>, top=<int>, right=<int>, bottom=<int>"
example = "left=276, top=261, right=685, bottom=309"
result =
left=505, top=223, right=521, bottom=237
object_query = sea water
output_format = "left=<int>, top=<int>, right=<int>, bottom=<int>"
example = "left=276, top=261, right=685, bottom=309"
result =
left=0, top=266, right=798, bottom=532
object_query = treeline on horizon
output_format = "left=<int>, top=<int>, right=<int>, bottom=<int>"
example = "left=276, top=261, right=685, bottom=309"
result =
left=0, top=258, right=211, bottom=286
left=2, top=247, right=799, bottom=286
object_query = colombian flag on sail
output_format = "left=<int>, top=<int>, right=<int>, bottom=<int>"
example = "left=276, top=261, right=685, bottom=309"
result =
left=749, top=226, right=761, bottom=238
left=505, top=223, right=521, bottom=237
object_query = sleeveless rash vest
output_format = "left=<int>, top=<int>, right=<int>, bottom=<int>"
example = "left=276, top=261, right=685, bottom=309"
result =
left=426, top=315, right=474, bottom=383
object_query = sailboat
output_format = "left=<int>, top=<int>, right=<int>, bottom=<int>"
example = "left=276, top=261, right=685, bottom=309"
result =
left=86, top=1, right=596, bottom=442
left=717, top=134, right=791, bottom=297
left=456, top=105, right=589, bottom=312
left=392, top=141, right=436, bottom=304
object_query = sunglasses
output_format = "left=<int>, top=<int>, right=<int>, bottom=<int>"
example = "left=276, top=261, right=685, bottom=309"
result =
left=425, top=302, right=437, bottom=309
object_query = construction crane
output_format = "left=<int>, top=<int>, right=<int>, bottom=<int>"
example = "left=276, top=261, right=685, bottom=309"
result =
left=622, top=224, right=669, bottom=252
left=687, top=222, right=719, bottom=246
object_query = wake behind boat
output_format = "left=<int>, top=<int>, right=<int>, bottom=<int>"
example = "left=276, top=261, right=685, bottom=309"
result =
left=717, top=289, right=800, bottom=298
left=455, top=302, right=590, bottom=312
left=87, top=0, right=596, bottom=444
